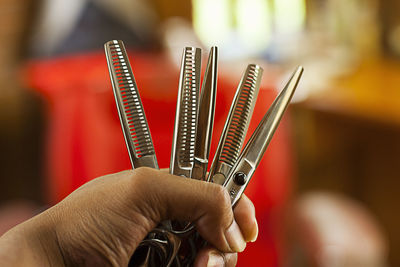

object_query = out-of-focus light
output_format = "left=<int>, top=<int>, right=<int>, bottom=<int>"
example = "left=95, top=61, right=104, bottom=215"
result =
left=274, top=0, right=306, bottom=34
left=236, top=0, right=272, bottom=53
left=192, top=0, right=231, bottom=47
left=192, top=0, right=305, bottom=58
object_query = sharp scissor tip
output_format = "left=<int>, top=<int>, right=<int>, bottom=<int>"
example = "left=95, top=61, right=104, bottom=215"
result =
left=295, top=65, right=304, bottom=76
left=268, top=65, right=304, bottom=120
left=293, top=65, right=304, bottom=78
left=208, top=46, right=218, bottom=65
left=284, top=66, right=304, bottom=95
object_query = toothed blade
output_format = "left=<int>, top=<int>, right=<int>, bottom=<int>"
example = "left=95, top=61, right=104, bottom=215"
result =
left=105, top=40, right=158, bottom=169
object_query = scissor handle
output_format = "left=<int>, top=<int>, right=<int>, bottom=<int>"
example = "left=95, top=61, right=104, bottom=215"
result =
left=134, top=223, right=196, bottom=267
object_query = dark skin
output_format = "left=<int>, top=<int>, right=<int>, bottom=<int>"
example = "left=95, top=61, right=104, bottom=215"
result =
left=0, top=168, right=258, bottom=266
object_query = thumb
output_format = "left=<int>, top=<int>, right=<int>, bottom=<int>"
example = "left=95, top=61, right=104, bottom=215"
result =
left=129, top=167, right=247, bottom=253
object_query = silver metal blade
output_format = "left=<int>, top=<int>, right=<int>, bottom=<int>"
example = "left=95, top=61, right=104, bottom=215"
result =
left=207, top=64, right=262, bottom=184
left=223, top=66, right=304, bottom=206
left=104, top=40, right=158, bottom=169
left=170, top=47, right=202, bottom=177
left=242, top=66, right=303, bottom=166
left=192, top=47, right=218, bottom=180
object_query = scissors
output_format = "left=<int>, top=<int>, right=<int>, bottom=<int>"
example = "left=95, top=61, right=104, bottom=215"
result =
left=105, top=39, right=304, bottom=266
left=139, top=66, right=304, bottom=266
left=105, top=40, right=164, bottom=266
left=158, top=46, right=217, bottom=266
left=207, top=64, right=262, bottom=185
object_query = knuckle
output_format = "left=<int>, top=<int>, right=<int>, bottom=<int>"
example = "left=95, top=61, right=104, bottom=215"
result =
left=133, top=167, right=153, bottom=178
left=126, top=167, right=164, bottom=222
left=129, top=167, right=156, bottom=188
left=126, top=167, right=155, bottom=198
left=211, top=184, right=233, bottom=211
left=119, top=169, right=135, bottom=178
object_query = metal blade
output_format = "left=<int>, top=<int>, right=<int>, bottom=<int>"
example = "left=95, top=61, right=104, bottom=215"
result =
left=207, top=64, right=262, bottom=184
left=104, top=40, right=158, bottom=169
left=242, top=66, right=303, bottom=166
left=223, top=66, right=304, bottom=206
left=170, top=47, right=202, bottom=177
left=192, top=47, right=218, bottom=180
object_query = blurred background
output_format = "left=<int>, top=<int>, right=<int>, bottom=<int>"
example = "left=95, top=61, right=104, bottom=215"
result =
left=0, top=0, right=399, bottom=266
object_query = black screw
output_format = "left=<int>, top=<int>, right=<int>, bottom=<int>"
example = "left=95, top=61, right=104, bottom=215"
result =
left=233, top=172, right=247, bottom=186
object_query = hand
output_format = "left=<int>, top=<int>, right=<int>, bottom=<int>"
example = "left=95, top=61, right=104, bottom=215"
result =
left=0, top=168, right=258, bottom=266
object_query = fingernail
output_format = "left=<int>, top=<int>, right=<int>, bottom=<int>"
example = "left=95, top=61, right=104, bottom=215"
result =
left=207, top=252, right=224, bottom=267
left=250, top=219, right=259, bottom=242
left=225, top=220, right=246, bottom=252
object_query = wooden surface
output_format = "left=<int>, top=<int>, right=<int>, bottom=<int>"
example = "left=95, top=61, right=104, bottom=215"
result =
left=299, top=59, right=400, bottom=126
left=291, top=59, right=400, bottom=266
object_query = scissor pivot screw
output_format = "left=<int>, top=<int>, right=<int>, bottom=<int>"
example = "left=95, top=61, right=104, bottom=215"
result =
left=233, top=172, right=247, bottom=186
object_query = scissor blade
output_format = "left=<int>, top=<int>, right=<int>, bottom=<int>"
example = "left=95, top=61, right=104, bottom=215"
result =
left=207, top=64, right=262, bottom=184
left=223, top=66, right=303, bottom=206
left=104, top=40, right=158, bottom=169
left=242, top=66, right=303, bottom=167
left=192, top=47, right=218, bottom=180
left=170, top=47, right=202, bottom=177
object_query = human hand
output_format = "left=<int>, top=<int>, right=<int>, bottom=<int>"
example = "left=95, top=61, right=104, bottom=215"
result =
left=0, top=168, right=258, bottom=266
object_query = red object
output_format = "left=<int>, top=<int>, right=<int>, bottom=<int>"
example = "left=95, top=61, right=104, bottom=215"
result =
left=23, top=50, right=294, bottom=266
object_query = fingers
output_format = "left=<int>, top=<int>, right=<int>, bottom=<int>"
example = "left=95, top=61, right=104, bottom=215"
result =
left=194, top=246, right=237, bottom=267
left=191, top=197, right=258, bottom=266
left=233, top=195, right=258, bottom=242
left=13, top=168, right=258, bottom=267
left=194, top=248, right=224, bottom=267
left=127, top=168, right=246, bottom=253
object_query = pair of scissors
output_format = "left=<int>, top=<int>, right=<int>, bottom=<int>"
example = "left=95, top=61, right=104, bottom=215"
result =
left=161, top=46, right=218, bottom=266
left=142, top=66, right=304, bottom=266
left=105, top=40, right=163, bottom=267
left=105, top=39, right=304, bottom=266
